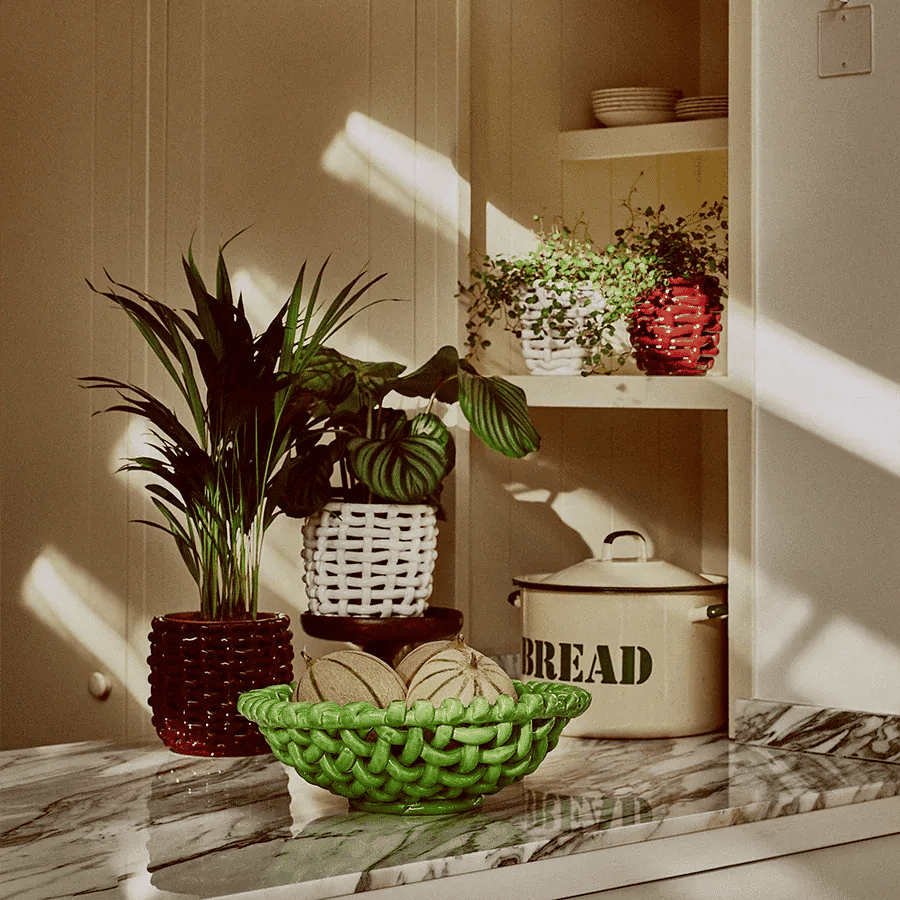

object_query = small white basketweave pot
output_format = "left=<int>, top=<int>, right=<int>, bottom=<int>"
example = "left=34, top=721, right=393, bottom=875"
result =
left=302, top=502, right=439, bottom=617
left=517, top=285, right=606, bottom=375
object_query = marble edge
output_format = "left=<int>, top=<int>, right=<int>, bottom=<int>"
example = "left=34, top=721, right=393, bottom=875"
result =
left=326, top=786, right=900, bottom=897
left=733, top=698, right=900, bottom=763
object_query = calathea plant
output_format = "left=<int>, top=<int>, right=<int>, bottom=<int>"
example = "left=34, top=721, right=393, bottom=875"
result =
left=82, top=234, right=386, bottom=619
left=274, top=344, right=541, bottom=519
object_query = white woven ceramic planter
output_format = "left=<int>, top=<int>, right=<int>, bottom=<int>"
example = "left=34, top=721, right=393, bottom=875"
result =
left=302, top=502, right=438, bottom=617
left=517, top=285, right=606, bottom=375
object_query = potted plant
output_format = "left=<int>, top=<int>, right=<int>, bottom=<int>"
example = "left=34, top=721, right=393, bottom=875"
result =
left=82, top=233, right=386, bottom=755
left=611, top=180, right=728, bottom=375
left=464, top=216, right=650, bottom=375
left=274, top=344, right=541, bottom=619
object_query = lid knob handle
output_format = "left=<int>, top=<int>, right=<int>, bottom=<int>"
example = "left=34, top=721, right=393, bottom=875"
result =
left=601, top=530, right=648, bottom=563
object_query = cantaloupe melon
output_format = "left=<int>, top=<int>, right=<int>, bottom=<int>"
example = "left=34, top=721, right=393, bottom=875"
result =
left=292, top=649, right=406, bottom=707
left=405, top=646, right=517, bottom=707
left=394, top=634, right=466, bottom=685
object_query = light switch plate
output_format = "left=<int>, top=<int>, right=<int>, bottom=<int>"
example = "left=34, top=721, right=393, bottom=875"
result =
left=818, top=5, right=873, bottom=77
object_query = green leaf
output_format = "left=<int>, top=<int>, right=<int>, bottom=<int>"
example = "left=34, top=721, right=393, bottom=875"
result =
left=138, top=511, right=200, bottom=585
left=269, top=443, right=337, bottom=519
left=390, top=346, right=461, bottom=403
left=347, top=430, right=447, bottom=503
left=293, top=348, right=405, bottom=418
left=409, top=412, right=455, bottom=480
left=457, top=368, right=540, bottom=458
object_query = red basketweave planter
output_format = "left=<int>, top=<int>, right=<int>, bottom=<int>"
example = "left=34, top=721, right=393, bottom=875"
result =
left=628, top=276, right=724, bottom=375
left=148, top=612, right=293, bottom=757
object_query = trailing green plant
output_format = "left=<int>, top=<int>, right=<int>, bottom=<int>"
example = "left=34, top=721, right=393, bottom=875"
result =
left=463, top=216, right=652, bottom=374
left=610, top=176, right=728, bottom=302
left=82, top=234, right=387, bottom=619
left=274, top=344, right=541, bottom=519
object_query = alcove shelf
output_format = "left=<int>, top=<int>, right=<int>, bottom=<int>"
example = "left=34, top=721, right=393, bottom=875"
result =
left=507, top=373, right=745, bottom=411
left=465, top=0, right=752, bottom=736
left=560, top=117, right=728, bottom=161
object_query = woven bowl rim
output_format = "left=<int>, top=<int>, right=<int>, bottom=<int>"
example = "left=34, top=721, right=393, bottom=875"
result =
left=238, top=680, right=591, bottom=731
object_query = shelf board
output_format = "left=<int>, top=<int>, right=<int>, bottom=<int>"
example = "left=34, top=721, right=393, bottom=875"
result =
left=508, top=374, right=747, bottom=410
left=559, top=118, right=728, bottom=160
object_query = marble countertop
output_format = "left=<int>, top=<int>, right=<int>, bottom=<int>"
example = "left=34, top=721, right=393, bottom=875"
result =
left=4, top=731, right=900, bottom=900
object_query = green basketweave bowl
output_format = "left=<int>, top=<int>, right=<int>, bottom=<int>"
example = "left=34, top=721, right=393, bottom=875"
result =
left=237, top=681, right=591, bottom=815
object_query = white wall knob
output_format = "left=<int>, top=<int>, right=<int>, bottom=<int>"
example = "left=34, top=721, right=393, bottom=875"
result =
left=88, top=672, right=112, bottom=701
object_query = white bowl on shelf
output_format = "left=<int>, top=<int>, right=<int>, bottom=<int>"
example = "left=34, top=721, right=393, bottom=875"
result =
left=593, top=100, right=678, bottom=110
left=590, top=86, right=682, bottom=128
left=591, top=86, right=681, bottom=98
left=594, top=108, right=677, bottom=127
left=674, top=96, right=728, bottom=119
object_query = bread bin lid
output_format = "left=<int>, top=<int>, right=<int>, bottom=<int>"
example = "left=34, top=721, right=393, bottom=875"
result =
left=514, top=530, right=724, bottom=592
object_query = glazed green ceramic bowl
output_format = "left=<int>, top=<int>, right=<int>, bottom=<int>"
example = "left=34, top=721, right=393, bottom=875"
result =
left=237, top=680, right=591, bottom=815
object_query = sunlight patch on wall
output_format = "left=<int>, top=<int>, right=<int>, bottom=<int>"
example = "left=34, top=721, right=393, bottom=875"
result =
left=229, top=265, right=287, bottom=332
left=786, top=613, right=900, bottom=714
left=258, top=516, right=308, bottom=615
left=321, top=111, right=467, bottom=243
left=728, top=301, right=900, bottom=478
left=22, top=546, right=149, bottom=710
left=503, top=481, right=656, bottom=561
left=503, top=482, right=552, bottom=505
left=109, top=418, right=159, bottom=481
left=485, top=201, right=540, bottom=258
left=753, top=578, right=815, bottom=673
left=230, top=264, right=407, bottom=366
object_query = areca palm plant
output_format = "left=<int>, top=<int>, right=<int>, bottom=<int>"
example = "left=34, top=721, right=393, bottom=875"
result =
left=82, top=235, right=386, bottom=619
left=274, top=343, right=541, bottom=520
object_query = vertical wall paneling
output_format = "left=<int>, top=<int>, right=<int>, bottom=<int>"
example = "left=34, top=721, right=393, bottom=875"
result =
left=97, top=0, right=153, bottom=743
left=0, top=0, right=467, bottom=748
left=1, top=1, right=131, bottom=747
left=412, top=0, right=437, bottom=362
left=448, top=0, right=472, bottom=625
left=370, top=0, right=417, bottom=367
left=466, top=0, right=514, bottom=641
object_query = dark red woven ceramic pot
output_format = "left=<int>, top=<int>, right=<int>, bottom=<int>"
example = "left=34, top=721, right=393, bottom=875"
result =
left=628, top=276, right=724, bottom=375
left=147, top=611, right=293, bottom=756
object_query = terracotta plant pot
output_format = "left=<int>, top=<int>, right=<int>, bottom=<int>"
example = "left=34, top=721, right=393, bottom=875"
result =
left=147, top=612, right=293, bottom=756
left=628, top=276, right=724, bottom=375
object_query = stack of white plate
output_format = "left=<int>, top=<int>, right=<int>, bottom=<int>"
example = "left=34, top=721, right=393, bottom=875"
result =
left=674, top=95, right=728, bottom=120
left=591, top=87, right=682, bottom=127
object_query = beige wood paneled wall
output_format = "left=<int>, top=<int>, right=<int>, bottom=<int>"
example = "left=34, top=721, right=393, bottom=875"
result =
left=0, top=0, right=467, bottom=749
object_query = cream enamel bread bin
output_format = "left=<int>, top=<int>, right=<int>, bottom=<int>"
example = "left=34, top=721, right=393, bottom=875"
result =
left=509, top=530, right=727, bottom=739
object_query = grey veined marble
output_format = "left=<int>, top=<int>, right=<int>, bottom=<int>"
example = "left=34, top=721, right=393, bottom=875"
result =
left=734, top=698, right=900, bottom=763
left=3, top=732, right=900, bottom=900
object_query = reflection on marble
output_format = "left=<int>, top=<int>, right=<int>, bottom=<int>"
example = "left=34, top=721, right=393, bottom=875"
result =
left=734, top=698, right=900, bottom=763
left=3, top=732, right=900, bottom=900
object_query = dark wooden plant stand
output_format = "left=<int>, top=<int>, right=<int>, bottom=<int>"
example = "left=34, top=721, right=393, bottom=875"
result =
left=300, top=606, right=464, bottom=664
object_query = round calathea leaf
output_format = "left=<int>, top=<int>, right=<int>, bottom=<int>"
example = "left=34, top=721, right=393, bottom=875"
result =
left=347, top=414, right=451, bottom=503
left=457, top=366, right=540, bottom=458
left=409, top=411, right=455, bottom=478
